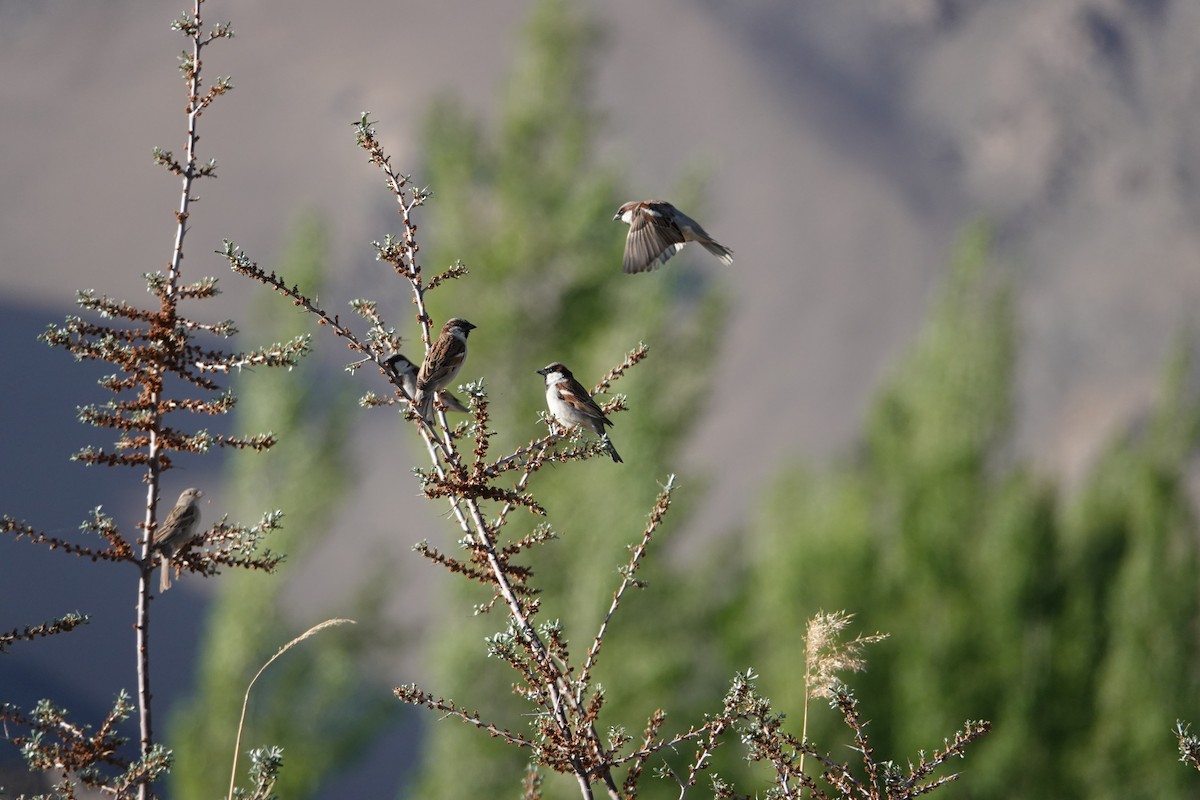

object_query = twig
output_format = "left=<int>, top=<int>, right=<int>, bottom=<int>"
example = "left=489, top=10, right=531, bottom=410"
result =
left=576, top=476, right=675, bottom=704
left=226, top=619, right=355, bottom=800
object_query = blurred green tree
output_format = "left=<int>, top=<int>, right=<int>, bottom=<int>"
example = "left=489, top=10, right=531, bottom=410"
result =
left=1062, top=346, right=1200, bottom=800
left=169, top=215, right=397, bottom=800
left=742, top=225, right=1200, bottom=799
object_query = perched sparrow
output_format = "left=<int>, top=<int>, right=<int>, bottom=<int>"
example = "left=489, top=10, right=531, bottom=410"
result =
left=414, top=318, right=476, bottom=422
left=384, top=353, right=468, bottom=413
left=153, top=487, right=204, bottom=592
left=537, top=362, right=623, bottom=463
left=614, top=200, right=733, bottom=274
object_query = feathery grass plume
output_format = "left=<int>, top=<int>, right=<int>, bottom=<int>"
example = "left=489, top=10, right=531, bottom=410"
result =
left=799, top=611, right=887, bottom=791
left=803, top=610, right=889, bottom=701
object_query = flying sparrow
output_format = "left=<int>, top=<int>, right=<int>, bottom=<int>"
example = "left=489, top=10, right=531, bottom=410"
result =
left=153, top=487, right=204, bottom=592
left=414, top=318, right=476, bottom=422
left=384, top=353, right=468, bottom=413
left=614, top=200, right=733, bottom=274
left=537, top=362, right=623, bottom=463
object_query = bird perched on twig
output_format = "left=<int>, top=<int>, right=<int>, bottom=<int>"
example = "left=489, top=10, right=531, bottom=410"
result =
left=614, top=200, right=733, bottom=274
left=384, top=353, right=469, bottom=413
left=537, top=361, right=623, bottom=463
left=153, top=487, right=204, bottom=592
left=414, top=318, right=476, bottom=423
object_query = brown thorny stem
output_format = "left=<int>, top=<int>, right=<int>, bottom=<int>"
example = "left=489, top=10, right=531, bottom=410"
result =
left=137, top=1, right=208, bottom=792
left=220, top=131, right=720, bottom=799
left=365, top=151, right=622, bottom=800
left=224, top=127, right=642, bottom=798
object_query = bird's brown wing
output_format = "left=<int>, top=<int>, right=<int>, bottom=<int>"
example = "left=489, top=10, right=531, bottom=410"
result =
left=154, top=502, right=200, bottom=549
left=417, top=335, right=467, bottom=392
left=623, top=208, right=686, bottom=274
left=559, top=378, right=613, bottom=429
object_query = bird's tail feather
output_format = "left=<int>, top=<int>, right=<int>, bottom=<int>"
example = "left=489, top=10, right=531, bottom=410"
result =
left=701, top=239, right=734, bottom=265
left=415, top=391, right=435, bottom=424
left=604, top=435, right=623, bottom=464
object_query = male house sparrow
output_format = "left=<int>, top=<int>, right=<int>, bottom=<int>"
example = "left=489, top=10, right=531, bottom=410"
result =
left=614, top=200, right=733, bottom=274
left=414, top=318, right=476, bottom=422
left=537, top=362, right=623, bottom=463
left=153, top=487, right=204, bottom=592
left=384, top=353, right=468, bottom=413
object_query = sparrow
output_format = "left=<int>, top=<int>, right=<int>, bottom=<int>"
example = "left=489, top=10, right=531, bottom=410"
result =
left=414, top=318, right=476, bottom=422
left=153, top=487, right=204, bottom=592
left=384, top=353, right=468, bottom=413
left=537, top=362, right=623, bottom=463
left=614, top=200, right=733, bottom=274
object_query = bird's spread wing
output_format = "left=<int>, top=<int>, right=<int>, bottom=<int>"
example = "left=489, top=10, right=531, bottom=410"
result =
left=624, top=207, right=686, bottom=274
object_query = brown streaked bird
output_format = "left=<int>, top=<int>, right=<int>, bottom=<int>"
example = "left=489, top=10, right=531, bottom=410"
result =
left=537, top=361, right=623, bottom=463
left=384, top=353, right=469, bottom=413
left=414, top=318, right=476, bottom=422
left=153, top=487, right=204, bottom=592
left=614, top=200, right=733, bottom=274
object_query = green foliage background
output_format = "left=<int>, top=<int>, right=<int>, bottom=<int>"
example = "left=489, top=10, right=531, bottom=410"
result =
left=740, top=226, right=1200, bottom=799
left=169, top=216, right=396, bottom=800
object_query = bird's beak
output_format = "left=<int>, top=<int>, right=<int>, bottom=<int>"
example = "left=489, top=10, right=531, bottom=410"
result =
left=612, top=212, right=620, bottom=221
left=536, top=367, right=548, bottom=376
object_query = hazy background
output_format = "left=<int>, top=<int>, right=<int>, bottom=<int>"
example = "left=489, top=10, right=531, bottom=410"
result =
left=3, top=0, right=1199, bottom=796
